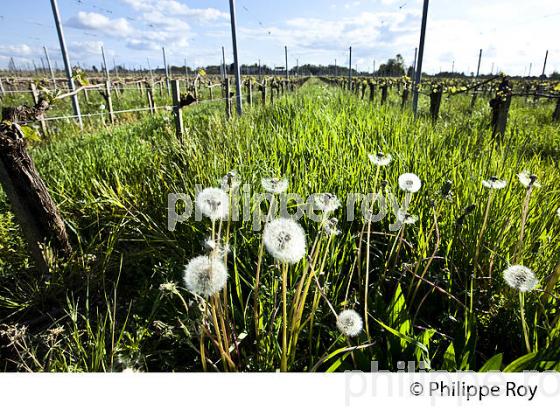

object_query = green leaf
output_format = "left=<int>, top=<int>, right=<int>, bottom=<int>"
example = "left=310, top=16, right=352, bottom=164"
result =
left=415, top=328, right=436, bottom=363
left=479, top=353, right=503, bottom=372
left=19, top=125, right=41, bottom=142
left=387, top=284, right=411, bottom=340
left=373, top=317, right=429, bottom=359
left=442, top=341, right=457, bottom=371
left=326, top=351, right=352, bottom=372
left=503, top=352, right=538, bottom=372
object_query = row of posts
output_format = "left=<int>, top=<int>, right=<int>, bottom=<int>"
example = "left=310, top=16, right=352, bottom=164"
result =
left=335, top=75, right=559, bottom=138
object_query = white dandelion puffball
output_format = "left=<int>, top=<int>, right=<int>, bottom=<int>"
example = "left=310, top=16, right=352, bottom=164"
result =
left=263, top=218, right=306, bottom=264
left=314, top=193, right=341, bottom=213
left=503, top=265, right=538, bottom=292
left=261, top=177, right=289, bottom=194
left=368, top=152, right=393, bottom=167
left=184, top=255, right=228, bottom=297
left=557, top=207, right=560, bottom=218
left=336, top=309, right=363, bottom=337
left=99, top=104, right=106, bottom=111
left=398, top=173, right=422, bottom=193
left=221, top=171, right=241, bottom=193
left=517, top=171, right=541, bottom=188
left=482, top=176, right=507, bottom=190
left=196, top=187, right=229, bottom=220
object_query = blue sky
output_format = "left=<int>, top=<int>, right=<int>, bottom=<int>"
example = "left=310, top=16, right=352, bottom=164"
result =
left=0, top=0, right=558, bottom=75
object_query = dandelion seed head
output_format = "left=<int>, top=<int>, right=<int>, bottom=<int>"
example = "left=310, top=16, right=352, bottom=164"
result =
left=196, top=188, right=229, bottom=221
left=557, top=207, right=560, bottom=218
left=221, top=171, right=241, bottom=193
left=368, top=152, right=393, bottom=166
left=314, top=193, right=341, bottom=213
left=122, top=368, right=142, bottom=373
left=398, top=173, right=422, bottom=193
left=503, top=265, right=538, bottom=292
left=482, top=176, right=507, bottom=190
left=517, top=170, right=541, bottom=188
left=263, top=218, right=306, bottom=264
left=183, top=255, right=228, bottom=297
left=397, top=209, right=418, bottom=225
left=336, top=309, right=363, bottom=337
left=159, top=282, right=178, bottom=295
left=204, top=237, right=231, bottom=257
left=261, top=177, right=288, bottom=194
left=324, top=217, right=341, bottom=236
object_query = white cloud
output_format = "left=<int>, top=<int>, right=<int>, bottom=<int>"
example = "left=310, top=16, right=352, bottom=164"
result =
left=0, top=44, right=34, bottom=57
left=121, top=0, right=228, bottom=22
left=67, top=12, right=133, bottom=37
left=69, top=40, right=105, bottom=57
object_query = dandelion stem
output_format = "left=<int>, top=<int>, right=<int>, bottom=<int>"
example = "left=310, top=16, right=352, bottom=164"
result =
left=519, top=292, right=531, bottom=353
left=363, top=167, right=379, bottom=338
left=254, top=196, right=276, bottom=344
left=281, top=262, right=289, bottom=372
left=468, top=190, right=494, bottom=337
left=514, top=186, right=533, bottom=264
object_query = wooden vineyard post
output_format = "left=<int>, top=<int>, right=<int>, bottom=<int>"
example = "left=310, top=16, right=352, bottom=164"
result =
left=171, top=80, right=184, bottom=140
left=209, top=83, right=214, bottom=101
left=225, top=79, right=232, bottom=119
left=429, top=85, right=443, bottom=123
left=83, top=87, right=90, bottom=103
left=30, top=83, right=48, bottom=135
left=471, top=49, right=483, bottom=109
left=0, top=78, right=5, bottom=98
left=105, top=80, right=115, bottom=124
left=113, top=81, right=121, bottom=102
left=380, top=83, right=388, bottom=105
left=0, top=122, right=72, bottom=273
left=360, top=82, right=366, bottom=99
left=249, top=80, right=253, bottom=105
left=146, top=83, right=156, bottom=114
left=270, top=81, right=275, bottom=105
left=369, top=81, right=375, bottom=102
left=553, top=98, right=560, bottom=123
left=401, top=84, right=410, bottom=109
left=261, top=79, right=267, bottom=105
left=490, top=78, right=512, bottom=139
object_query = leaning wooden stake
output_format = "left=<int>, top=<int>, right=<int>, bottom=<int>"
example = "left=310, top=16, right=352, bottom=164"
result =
left=0, top=122, right=71, bottom=273
left=146, top=83, right=156, bottom=114
left=102, top=80, right=115, bottom=124
left=225, top=78, right=232, bottom=119
left=171, top=80, right=184, bottom=140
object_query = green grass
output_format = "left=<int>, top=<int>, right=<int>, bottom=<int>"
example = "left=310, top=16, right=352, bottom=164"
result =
left=1, top=78, right=559, bottom=372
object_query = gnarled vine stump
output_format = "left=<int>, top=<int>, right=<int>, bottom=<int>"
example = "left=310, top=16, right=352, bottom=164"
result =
left=0, top=122, right=71, bottom=273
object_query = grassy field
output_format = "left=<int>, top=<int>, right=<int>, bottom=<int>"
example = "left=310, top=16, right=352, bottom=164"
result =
left=1, top=78, right=559, bottom=371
